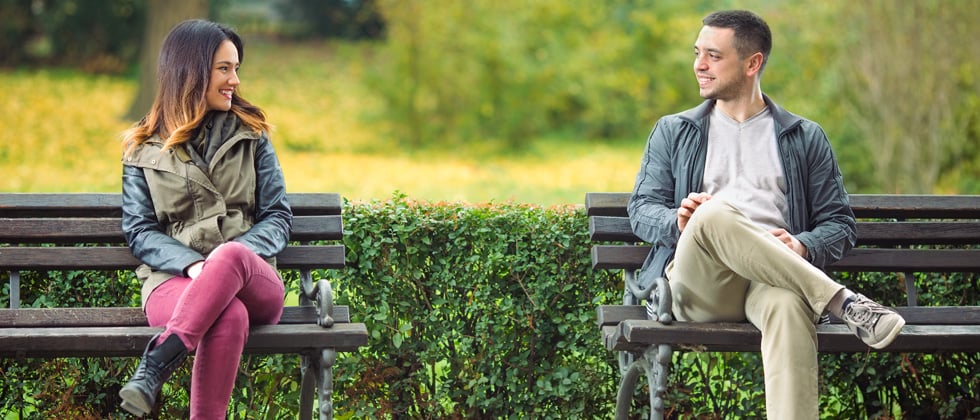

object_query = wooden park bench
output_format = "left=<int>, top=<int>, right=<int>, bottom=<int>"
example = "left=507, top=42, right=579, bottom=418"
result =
left=0, top=192, right=368, bottom=419
left=586, top=192, right=980, bottom=419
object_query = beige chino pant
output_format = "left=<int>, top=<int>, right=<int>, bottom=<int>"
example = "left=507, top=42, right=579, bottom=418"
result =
left=665, top=198, right=845, bottom=420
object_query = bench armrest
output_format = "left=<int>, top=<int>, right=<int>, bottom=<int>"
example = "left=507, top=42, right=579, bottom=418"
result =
left=299, top=270, right=334, bottom=327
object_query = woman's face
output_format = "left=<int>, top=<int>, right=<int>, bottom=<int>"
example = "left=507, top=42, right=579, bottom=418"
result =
left=206, top=40, right=240, bottom=111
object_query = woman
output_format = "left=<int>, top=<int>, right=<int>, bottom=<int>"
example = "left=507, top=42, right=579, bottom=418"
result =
left=119, top=19, right=291, bottom=418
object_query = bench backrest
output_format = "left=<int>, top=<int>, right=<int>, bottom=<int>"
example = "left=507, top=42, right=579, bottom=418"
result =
left=586, top=193, right=980, bottom=306
left=0, top=192, right=345, bottom=308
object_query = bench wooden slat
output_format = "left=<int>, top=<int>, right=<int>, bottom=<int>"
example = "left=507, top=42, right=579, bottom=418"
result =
left=278, top=245, right=346, bottom=269
left=608, top=321, right=980, bottom=353
left=0, top=305, right=351, bottom=327
left=0, top=245, right=345, bottom=270
left=847, top=194, right=980, bottom=219
left=0, top=193, right=123, bottom=218
left=0, top=218, right=126, bottom=243
left=0, top=323, right=369, bottom=358
left=856, top=222, right=980, bottom=246
left=585, top=192, right=980, bottom=219
left=0, top=215, right=343, bottom=243
left=591, top=245, right=648, bottom=270
left=290, top=215, right=344, bottom=241
left=584, top=192, right=631, bottom=217
left=285, top=193, right=343, bottom=216
left=590, top=216, right=980, bottom=246
left=831, top=249, right=980, bottom=272
left=596, top=305, right=980, bottom=327
left=591, top=244, right=980, bottom=272
left=0, top=193, right=342, bottom=218
left=588, top=216, right=635, bottom=242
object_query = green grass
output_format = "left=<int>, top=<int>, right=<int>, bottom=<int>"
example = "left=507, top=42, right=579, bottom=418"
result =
left=0, top=40, right=642, bottom=206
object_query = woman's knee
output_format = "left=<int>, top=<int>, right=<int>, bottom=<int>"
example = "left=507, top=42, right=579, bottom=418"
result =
left=210, top=299, right=250, bottom=340
left=209, top=241, right=253, bottom=261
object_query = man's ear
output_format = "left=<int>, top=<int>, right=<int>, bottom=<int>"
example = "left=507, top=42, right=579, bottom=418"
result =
left=746, top=52, right=764, bottom=77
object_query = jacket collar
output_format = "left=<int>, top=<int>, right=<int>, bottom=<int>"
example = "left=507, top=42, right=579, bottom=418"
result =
left=677, top=94, right=804, bottom=136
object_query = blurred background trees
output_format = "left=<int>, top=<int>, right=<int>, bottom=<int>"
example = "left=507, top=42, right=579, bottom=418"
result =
left=127, top=0, right=208, bottom=119
left=0, top=0, right=976, bottom=194
left=839, top=0, right=979, bottom=194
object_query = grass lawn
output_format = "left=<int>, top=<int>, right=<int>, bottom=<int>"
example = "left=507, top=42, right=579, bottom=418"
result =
left=0, top=40, right=643, bottom=206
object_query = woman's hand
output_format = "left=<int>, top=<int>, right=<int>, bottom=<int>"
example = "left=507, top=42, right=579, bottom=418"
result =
left=185, top=261, right=205, bottom=279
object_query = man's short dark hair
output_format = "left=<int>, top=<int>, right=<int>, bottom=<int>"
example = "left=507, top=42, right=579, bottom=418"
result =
left=703, top=10, right=772, bottom=72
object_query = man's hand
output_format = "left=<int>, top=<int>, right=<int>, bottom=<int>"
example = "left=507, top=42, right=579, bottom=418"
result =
left=770, top=228, right=808, bottom=258
left=677, top=192, right=712, bottom=232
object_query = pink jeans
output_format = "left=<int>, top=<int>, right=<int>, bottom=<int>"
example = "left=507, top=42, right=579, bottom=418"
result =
left=144, top=241, right=285, bottom=419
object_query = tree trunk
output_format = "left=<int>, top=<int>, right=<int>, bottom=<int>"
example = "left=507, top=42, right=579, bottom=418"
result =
left=125, top=0, right=209, bottom=121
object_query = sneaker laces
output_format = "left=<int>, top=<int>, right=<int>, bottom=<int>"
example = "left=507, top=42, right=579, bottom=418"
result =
left=843, top=297, right=891, bottom=330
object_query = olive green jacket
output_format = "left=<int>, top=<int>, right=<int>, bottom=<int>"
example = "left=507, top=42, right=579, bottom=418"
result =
left=121, top=112, right=292, bottom=307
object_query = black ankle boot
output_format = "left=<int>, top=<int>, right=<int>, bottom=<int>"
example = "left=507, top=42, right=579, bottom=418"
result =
left=119, top=333, right=188, bottom=416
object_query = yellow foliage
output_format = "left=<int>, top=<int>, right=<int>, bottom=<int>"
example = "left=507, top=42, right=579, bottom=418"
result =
left=0, top=42, right=641, bottom=205
left=0, top=71, right=132, bottom=192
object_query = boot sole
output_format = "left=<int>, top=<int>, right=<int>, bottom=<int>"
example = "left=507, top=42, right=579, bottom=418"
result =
left=119, top=386, right=152, bottom=416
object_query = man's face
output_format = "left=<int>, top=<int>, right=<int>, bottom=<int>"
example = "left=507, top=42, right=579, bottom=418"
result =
left=693, top=26, right=749, bottom=101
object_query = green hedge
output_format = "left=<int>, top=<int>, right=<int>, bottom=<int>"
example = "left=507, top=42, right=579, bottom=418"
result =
left=330, top=195, right=622, bottom=417
left=1, top=198, right=977, bottom=418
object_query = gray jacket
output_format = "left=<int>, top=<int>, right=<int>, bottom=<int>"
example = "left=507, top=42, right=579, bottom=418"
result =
left=628, top=96, right=856, bottom=288
left=121, top=112, right=292, bottom=307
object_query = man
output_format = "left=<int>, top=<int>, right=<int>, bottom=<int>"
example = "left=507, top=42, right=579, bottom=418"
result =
left=627, top=10, right=905, bottom=419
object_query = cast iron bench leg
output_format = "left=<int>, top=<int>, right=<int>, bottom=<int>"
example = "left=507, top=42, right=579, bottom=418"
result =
left=617, top=274, right=675, bottom=419
left=299, top=348, right=338, bottom=420
left=616, top=343, right=673, bottom=420
left=298, top=270, right=338, bottom=419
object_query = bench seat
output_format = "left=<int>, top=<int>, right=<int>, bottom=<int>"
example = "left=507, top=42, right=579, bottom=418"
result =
left=0, top=306, right=366, bottom=358
left=598, top=305, right=980, bottom=353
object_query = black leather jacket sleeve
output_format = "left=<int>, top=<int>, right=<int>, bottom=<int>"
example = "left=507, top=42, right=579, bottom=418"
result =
left=232, top=136, right=292, bottom=258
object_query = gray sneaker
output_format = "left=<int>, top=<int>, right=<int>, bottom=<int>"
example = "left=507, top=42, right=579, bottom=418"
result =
left=841, top=294, right=906, bottom=349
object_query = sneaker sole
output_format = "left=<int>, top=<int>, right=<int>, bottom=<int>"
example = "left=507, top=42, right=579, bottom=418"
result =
left=867, top=317, right=906, bottom=349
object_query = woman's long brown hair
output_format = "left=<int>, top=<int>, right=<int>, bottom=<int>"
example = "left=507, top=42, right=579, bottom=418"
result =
left=123, top=19, right=270, bottom=155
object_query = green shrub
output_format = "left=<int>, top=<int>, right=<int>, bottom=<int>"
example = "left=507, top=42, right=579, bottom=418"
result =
left=331, top=194, right=622, bottom=417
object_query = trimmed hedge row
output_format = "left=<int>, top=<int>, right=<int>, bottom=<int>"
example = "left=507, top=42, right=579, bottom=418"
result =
left=1, top=197, right=977, bottom=418
left=329, top=195, right=622, bottom=417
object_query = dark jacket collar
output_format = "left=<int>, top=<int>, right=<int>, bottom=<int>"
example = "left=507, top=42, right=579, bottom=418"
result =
left=677, top=94, right=804, bottom=135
